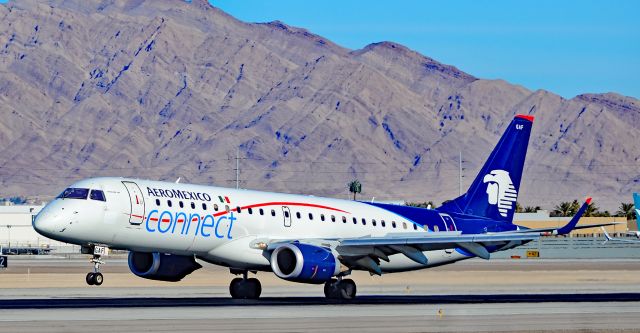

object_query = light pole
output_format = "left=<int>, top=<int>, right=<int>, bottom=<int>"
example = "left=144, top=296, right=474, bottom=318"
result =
left=6, top=225, right=11, bottom=254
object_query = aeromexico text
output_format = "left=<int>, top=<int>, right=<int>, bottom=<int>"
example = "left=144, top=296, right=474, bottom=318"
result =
left=147, top=187, right=212, bottom=202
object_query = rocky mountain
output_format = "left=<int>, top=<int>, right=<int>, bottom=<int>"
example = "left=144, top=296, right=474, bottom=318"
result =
left=0, top=0, right=638, bottom=210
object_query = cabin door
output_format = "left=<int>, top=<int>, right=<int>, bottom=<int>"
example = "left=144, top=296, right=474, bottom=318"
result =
left=122, top=181, right=145, bottom=225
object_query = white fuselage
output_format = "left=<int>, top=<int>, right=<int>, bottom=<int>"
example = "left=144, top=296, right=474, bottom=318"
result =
left=34, top=177, right=468, bottom=274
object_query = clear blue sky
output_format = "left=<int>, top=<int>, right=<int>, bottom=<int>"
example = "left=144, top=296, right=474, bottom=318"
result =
left=212, top=0, right=639, bottom=99
left=1, top=0, right=637, bottom=98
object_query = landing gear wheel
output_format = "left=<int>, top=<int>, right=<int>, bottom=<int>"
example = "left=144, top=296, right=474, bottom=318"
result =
left=337, top=279, right=356, bottom=300
left=86, top=272, right=95, bottom=286
left=93, top=272, right=104, bottom=286
left=229, top=278, right=243, bottom=298
left=325, top=279, right=357, bottom=300
left=324, top=279, right=338, bottom=299
left=229, top=277, right=262, bottom=299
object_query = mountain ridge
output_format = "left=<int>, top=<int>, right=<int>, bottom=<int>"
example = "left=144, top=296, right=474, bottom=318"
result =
left=0, top=0, right=638, bottom=210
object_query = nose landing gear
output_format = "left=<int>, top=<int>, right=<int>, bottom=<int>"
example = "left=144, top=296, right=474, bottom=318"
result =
left=83, top=245, right=107, bottom=286
left=229, top=269, right=261, bottom=299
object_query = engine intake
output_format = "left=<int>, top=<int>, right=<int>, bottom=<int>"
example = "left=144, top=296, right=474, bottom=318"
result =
left=128, top=252, right=201, bottom=282
left=270, top=243, right=340, bottom=284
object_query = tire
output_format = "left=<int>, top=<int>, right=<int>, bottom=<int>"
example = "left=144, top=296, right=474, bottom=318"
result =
left=338, top=279, right=356, bottom=300
left=246, top=278, right=262, bottom=299
left=324, top=279, right=338, bottom=299
left=86, top=272, right=95, bottom=286
left=229, top=278, right=243, bottom=299
left=93, top=272, right=104, bottom=286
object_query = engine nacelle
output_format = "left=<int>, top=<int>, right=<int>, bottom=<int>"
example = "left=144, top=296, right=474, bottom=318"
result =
left=128, top=252, right=202, bottom=282
left=270, top=243, right=340, bottom=284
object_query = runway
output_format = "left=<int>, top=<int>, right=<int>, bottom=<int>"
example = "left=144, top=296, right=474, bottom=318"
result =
left=2, top=258, right=640, bottom=332
left=3, top=293, right=640, bottom=309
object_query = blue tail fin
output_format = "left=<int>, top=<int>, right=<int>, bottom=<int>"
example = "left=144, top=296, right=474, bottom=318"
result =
left=634, top=193, right=639, bottom=228
left=438, top=114, right=534, bottom=223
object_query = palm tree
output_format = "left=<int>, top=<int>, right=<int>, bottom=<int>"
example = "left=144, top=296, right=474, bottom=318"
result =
left=348, top=180, right=362, bottom=201
left=584, top=201, right=599, bottom=217
left=406, top=201, right=435, bottom=209
left=515, top=202, right=524, bottom=213
left=617, top=203, right=635, bottom=220
left=553, top=201, right=574, bottom=217
left=524, top=206, right=541, bottom=213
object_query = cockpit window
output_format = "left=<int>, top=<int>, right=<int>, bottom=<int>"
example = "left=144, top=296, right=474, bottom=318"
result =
left=57, top=188, right=89, bottom=200
left=90, top=190, right=106, bottom=202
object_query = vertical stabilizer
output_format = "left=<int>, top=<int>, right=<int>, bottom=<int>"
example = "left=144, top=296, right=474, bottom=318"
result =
left=634, top=193, right=640, bottom=229
left=438, top=115, right=534, bottom=223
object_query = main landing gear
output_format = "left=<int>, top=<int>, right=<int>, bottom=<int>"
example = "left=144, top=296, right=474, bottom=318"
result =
left=229, top=269, right=262, bottom=299
left=324, top=278, right=357, bottom=300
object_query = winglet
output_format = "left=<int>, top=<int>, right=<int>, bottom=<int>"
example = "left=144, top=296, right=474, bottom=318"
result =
left=555, top=197, right=591, bottom=235
left=600, top=227, right=613, bottom=242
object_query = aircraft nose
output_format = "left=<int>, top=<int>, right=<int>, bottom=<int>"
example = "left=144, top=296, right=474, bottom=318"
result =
left=33, top=208, right=62, bottom=237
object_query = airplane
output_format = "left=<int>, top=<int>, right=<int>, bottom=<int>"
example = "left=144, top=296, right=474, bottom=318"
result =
left=602, top=193, right=640, bottom=241
left=32, top=114, right=602, bottom=300
left=635, top=192, right=640, bottom=231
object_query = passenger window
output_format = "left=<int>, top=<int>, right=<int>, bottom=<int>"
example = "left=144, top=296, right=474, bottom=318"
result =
left=271, top=209, right=276, bottom=217
left=284, top=211, right=290, bottom=218
left=225, top=205, right=230, bottom=212
left=361, top=218, right=366, bottom=225
left=434, top=225, right=439, bottom=232
left=413, top=224, right=417, bottom=230
left=372, top=219, right=377, bottom=226
left=403, top=222, right=407, bottom=230
left=214, top=204, right=219, bottom=211
left=423, top=225, right=429, bottom=231
left=342, top=216, right=347, bottom=223
left=259, top=208, right=264, bottom=215
left=191, top=202, right=195, bottom=209
left=320, top=214, right=325, bottom=221
left=156, top=199, right=160, bottom=206
left=381, top=220, right=386, bottom=227
left=352, top=217, right=357, bottom=224
left=167, top=200, right=172, bottom=207
left=203, top=203, right=207, bottom=210
left=331, top=215, right=336, bottom=222
left=179, top=201, right=184, bottom=208
left=236, top=206, right=242, bottom=213
left=392, top=221, right=397, bottom=228
left=309, top=213, right=313, bottom=220
left=296, top=212, right=301, bottom=219
left=248, top=208, right=253, bottom=214
left=89, top=190, right=106, bottom=202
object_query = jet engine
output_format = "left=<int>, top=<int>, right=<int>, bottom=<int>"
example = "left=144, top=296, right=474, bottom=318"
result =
left=128, top=251, right=201, bottom=282
left=270, top=243, right=340, bottom=284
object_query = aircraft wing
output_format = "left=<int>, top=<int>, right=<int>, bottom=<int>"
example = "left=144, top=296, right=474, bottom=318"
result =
left=265, top=198, right=593, bottom=275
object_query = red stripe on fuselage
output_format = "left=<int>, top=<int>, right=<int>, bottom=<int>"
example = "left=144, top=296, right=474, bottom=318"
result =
left=212, top=201, right=350, bottom=217
left=137, top=201, right=351, bottom=221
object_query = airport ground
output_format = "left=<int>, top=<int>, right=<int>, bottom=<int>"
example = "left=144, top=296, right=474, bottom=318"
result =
left=1, top=256, right=640, bottom=332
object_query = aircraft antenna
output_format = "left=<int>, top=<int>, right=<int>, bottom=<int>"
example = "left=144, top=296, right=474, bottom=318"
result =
left=459, top=151, right=463, bottom=196
left=236, top=148, right=240, bottom=189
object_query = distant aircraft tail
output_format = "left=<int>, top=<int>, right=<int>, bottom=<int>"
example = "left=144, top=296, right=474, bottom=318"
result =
left=438, top=115, right=534, bottom=223
left=634, top=192, right=640, bottom=227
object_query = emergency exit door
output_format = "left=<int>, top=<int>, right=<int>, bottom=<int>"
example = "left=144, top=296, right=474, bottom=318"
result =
left=282, top=206, right=292, bottom=227
left=123, top=181, right=145, bottom=225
